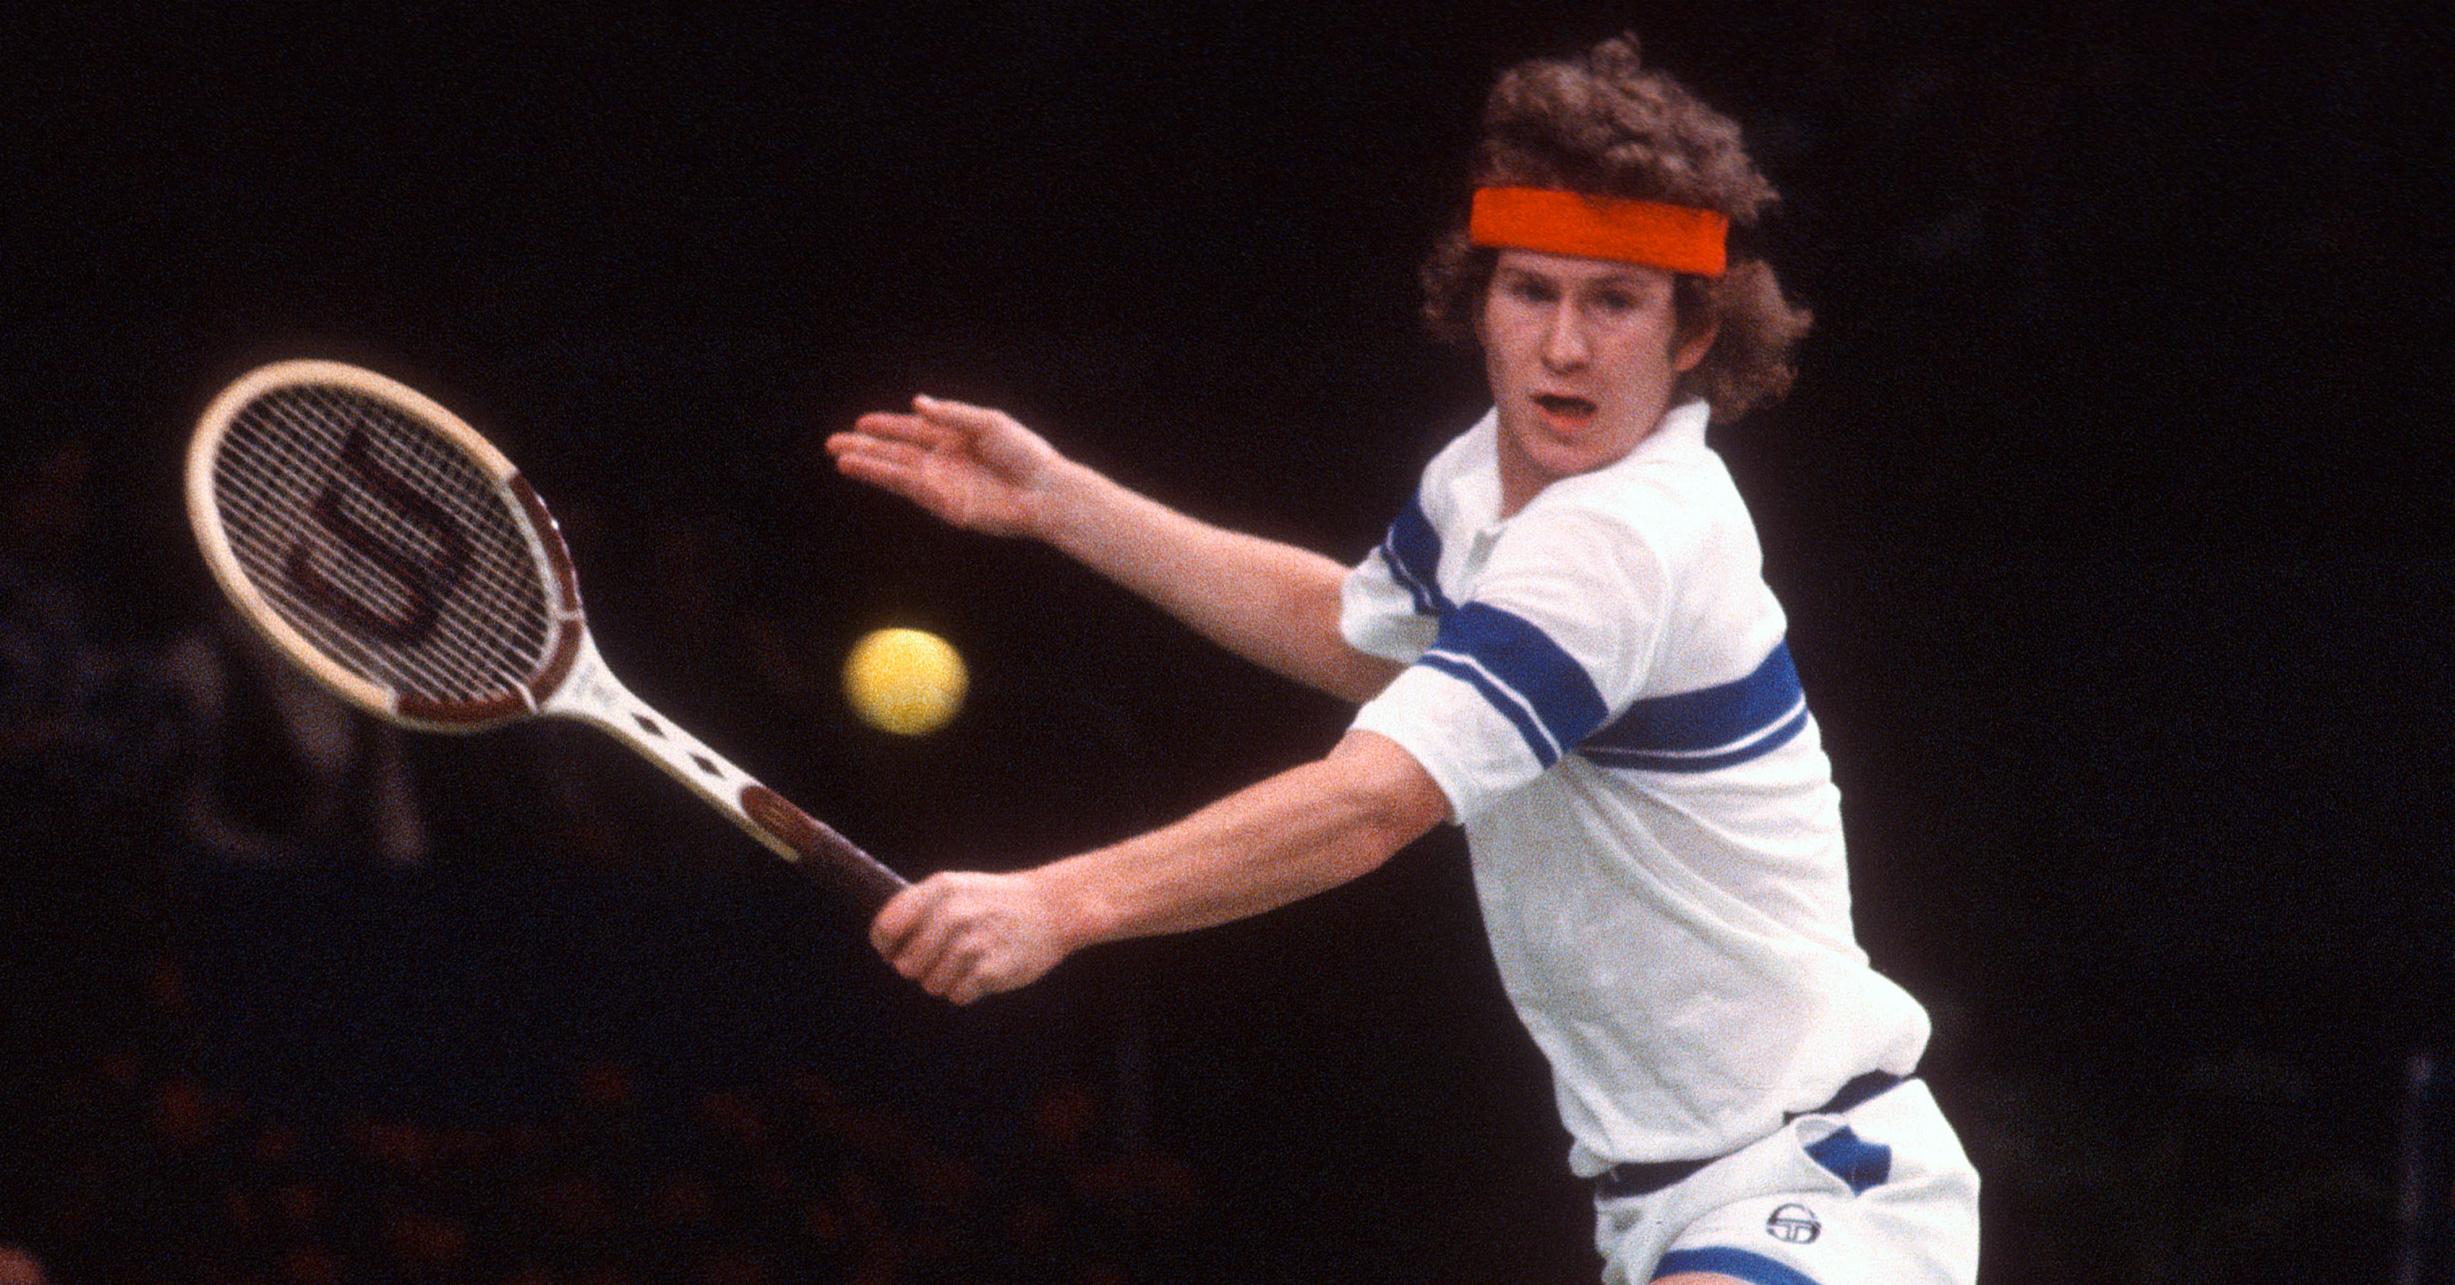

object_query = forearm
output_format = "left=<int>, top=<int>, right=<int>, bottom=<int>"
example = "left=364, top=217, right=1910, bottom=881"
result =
left=1034, top=732, right=1446, bottom=948
left=1034, top=460, right=1398, bottom=702
left=868, top=733, right=1448, bottom=1004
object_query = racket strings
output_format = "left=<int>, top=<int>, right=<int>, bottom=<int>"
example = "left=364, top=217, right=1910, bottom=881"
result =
left=212, top=385, right=557, bottom=705
left=236, top=388, right=551, bottom=680
left=219, top=395, right=546, bottom=701
left=217, top=414, right=536, bottom=702
left=279, top=387, right=551, bottom=652
left=216, top=406, right=532, bottom=674
left=216, top=462, right=528, bottom=700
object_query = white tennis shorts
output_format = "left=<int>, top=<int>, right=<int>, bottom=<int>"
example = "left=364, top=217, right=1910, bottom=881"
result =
left=1594, top=1078, right=1979, bottom=1284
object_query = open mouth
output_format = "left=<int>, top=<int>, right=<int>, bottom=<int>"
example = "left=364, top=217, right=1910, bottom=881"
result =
left=1533, top=394, right=1598, bottom=424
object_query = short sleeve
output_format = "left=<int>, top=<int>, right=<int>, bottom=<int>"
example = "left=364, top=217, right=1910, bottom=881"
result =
left=1338, top=494, right=1445, bottom=664
left=1349, top=504, right=1670, bottom=822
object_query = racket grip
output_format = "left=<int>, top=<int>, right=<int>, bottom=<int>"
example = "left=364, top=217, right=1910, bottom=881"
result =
left=741, top=785, right=908, bottom=917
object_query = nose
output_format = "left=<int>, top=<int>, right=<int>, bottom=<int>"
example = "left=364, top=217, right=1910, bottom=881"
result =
left=1540, top=301, right=1588, bottom=370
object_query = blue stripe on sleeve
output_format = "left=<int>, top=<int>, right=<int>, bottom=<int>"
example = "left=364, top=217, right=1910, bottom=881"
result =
left=1376, top=545, right=1431, bottom=615
left=1418, top=652, right=1559, bottom=768
left=1424, top=603, right=1610, bottom=767
left=1652, top=1246, right=1823, bottom=1285
left=1379, top=495, right=1452, bottom=617
left=1579, top=640, right=1806, bottom=772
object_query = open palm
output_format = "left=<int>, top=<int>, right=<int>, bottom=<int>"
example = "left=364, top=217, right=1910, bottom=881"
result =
left=826, top=396, right=1061, bottom=538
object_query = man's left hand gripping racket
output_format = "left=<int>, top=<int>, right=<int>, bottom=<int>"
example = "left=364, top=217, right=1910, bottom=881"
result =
left=186, top=359, right=908, bottom=916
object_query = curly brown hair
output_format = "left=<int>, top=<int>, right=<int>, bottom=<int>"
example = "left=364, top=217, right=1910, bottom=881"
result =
left=1421, top=34, right=1812, bottom=422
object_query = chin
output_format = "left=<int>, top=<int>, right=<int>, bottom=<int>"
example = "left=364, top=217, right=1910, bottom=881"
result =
left=1538, top=426, right=1634, bottom=475
left=1549, top=449, right=1617, bottom=481
left=1518, top=442, right=1603, bottom=487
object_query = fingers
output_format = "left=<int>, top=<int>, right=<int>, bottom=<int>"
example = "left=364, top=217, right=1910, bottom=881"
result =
left=898, top=901, right=970, bottom=990
left=867, top=873, right=1054, bottom=1006
left=826, top=432, right=932, bottom=492
left=945, top=968, right=997, bottom=1008
left=909, top=394, right=1009, bottom=434
left=835, top=396, right=1000, bottom=453
left=918, top=930, right=983, bottom=999
left=869, top=879, right=937, bottom=959
left=825, top=403, right=968, bottom=487
left=827, top=422, right=972, bottom=522
left=840, top=408, right=959, bottom=451
left=869, top=875, right=986, bottom=1004
left=826, top=400, right=1002, bottom=509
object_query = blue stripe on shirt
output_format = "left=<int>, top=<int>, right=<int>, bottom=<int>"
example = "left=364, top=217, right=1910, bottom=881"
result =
left=1423, top=603, right=1609, bottom=767
left=1378, top=494, right=1452, bottom=617
left=1579, top=640, right=1807, bottom=772
left=1651, top=1247, right=1822, bottom=1285
left=1582, top=704, right=1810, bottom=773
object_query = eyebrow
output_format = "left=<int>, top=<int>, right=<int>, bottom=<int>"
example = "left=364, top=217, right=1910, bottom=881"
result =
left=1496, top=265, right=1649, bottom=291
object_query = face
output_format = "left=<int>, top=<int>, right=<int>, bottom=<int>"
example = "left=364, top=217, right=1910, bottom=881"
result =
left=1476, top=249, right=1714, bottom=512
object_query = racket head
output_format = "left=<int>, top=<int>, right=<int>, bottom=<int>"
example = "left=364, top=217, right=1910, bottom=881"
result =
left=187, top=360, right=586, bottom=732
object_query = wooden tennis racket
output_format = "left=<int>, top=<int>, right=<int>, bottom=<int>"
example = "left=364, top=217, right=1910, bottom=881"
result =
left=185, top=359, right=907, bottom=915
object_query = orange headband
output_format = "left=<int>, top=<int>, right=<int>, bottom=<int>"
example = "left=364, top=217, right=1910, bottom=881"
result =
left=1469, top=187, right=1728, bottom=277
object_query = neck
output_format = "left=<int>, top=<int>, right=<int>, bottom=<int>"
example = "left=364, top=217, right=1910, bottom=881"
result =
left=1497, top=450, right=1542, bottom=519
left=1493, top=394, right=1678, bottom=519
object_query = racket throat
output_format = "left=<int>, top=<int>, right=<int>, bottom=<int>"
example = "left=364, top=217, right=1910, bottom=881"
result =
left=545, top=634, right=787, bottom=855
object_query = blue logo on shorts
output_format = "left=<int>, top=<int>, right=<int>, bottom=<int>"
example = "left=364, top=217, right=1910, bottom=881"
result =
left=1766, top=1203, right=1821, bottom=1244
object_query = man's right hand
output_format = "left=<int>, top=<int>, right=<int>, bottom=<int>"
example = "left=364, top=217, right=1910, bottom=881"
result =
left=868, top=866, right=1083, bottom=1007
left=826, top=395, right=1064, bottom=539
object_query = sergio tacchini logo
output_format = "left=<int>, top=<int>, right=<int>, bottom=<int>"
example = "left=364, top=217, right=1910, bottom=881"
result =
left=1766, top=1202, right=1821, bottom=1244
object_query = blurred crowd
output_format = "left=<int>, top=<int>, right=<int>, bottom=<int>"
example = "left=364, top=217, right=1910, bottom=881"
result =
left=8, top=962, right=1195, bottom=1284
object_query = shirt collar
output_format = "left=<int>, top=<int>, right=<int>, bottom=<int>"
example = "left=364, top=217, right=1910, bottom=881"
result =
left=1462, top=398, right=1713, bottom=531
left=1626, top=398, right=1712, bottom=462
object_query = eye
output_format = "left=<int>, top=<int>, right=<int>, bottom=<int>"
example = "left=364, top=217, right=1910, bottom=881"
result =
left=1590, top=288, right=1638, bottom=315
left=1505, top=276, right=1557, bottom=304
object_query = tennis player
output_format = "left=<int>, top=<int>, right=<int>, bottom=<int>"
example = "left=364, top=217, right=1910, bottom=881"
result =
left=831, top=34, right=1978, bottom=1284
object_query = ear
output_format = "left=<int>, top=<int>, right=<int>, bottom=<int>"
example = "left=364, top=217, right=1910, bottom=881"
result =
left=1671, top=315, right=1720, bottom=374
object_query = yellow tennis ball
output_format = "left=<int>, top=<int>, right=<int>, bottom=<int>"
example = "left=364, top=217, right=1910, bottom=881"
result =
left=843, top=628, right=967, bottom=736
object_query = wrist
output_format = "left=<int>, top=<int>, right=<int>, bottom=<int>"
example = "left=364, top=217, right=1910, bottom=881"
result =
left=1029, top=457, right=1106, bottom=553
left=1026, top=857, right=1111, bottom=953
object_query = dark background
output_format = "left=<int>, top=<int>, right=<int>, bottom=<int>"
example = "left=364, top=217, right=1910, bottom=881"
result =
left=4, top=2, right=2448, bottom=1281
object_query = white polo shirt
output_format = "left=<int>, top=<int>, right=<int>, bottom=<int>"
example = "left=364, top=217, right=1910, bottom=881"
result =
left=1342, top=400, right=1931, bottom=1173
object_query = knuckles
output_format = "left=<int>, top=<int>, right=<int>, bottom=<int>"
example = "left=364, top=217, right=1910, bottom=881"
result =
left=870, top=871, right=1047, bottom=1005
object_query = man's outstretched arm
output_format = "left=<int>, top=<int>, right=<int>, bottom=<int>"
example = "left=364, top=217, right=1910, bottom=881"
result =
left=869, top=730, right=1448, bottom=1004
left=829, top=396, right=1403, bottom=703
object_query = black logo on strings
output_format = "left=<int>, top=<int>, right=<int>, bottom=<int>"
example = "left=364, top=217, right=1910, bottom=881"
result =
left=287, top=428, right=472, bottom=644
